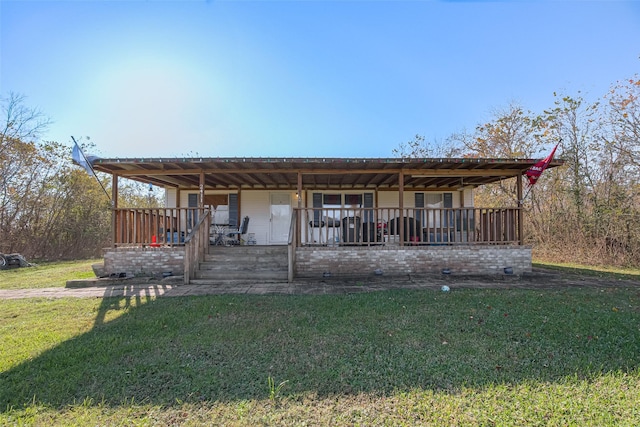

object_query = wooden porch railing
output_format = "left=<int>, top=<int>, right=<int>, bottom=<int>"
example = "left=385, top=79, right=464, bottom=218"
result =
left=297, top=207, right=521, bottom=246
left=111, top=206, right=520, bottom=248
left=184, top=210, right=211, bottom=284
left=112, top=207, right=204, bottom=247
left=287, top=208, right=298, bottom=283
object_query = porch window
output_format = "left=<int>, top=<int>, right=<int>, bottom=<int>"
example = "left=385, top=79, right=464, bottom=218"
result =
left=323, top=194, right=342, bottom=225
left=323, top=194, right=341, bottom=205
left=310, top=192, right=372, bottom=226
left=344, top=194, right=363, bottom=206
left=415, top=193, right=453, bottom=229
left=425, top=193, right=444, bottom=208
left=205, top=194, right=230, bottom=225
left=201, top=193, right=238, bottom=227
left=344, top=194, right=363, bottom=220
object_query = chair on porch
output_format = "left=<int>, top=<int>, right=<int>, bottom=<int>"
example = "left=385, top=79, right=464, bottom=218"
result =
left=308, top=218, right=326, bottom=244
left=389, top=217, right=421, bottom=243
left=226, top=216, right=250, bottom=245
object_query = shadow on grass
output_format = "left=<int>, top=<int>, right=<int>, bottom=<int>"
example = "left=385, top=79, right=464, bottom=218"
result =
left=533, top=262, right=640, bottom=282
left=2, top=287, right=639, bottom=410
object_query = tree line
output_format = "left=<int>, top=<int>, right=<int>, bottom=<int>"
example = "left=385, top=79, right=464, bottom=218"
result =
left=2, top=75, right=639, bottom=266
left=0, top=94, right=157, bottom=260
left=395, top=75, right=640, bottom=267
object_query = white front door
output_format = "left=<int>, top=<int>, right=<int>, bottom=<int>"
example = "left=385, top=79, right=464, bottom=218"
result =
left=270, top=193, right=291, bottom=244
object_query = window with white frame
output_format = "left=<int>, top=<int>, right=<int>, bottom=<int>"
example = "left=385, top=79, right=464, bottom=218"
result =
left=312, top=193, right=373, bottom=225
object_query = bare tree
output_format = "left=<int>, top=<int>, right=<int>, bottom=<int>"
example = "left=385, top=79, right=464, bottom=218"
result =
left=392, top=134, right=460, bottom=159
left=604, top=76, right=640, bottom=168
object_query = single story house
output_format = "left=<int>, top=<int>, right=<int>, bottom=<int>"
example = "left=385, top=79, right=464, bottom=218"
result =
left=90, top=157, right=562, bottom=283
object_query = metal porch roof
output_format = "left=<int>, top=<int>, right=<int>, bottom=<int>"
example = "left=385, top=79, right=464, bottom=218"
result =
left=90, top=157, right=564, bottom=190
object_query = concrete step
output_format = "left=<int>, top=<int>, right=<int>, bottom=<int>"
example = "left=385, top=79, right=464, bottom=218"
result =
left=188, top=278, right=289, bottom=286
left=198, top=261, right=288, bottom=272
left=194, top=270, right=288, bottom=281
left=203, top=254, right=288, bottom=264
left=207, top=246, right=288, bottom=256
left=193, top=245, right=289, bottom=282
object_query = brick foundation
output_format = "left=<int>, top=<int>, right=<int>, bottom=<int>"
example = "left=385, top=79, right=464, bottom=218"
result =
left=294, top=245, right=531, bottom=278
left=103, top=247, right=185, bottom=277
left=101, top=245, right=531, bottom=280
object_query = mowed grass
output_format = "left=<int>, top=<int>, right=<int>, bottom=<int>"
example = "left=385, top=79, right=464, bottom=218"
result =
left=534, top=260, right=640, bottom=281
left=1, top=284, right=640, bottom=425
left=0, top=259, right=99, bottom=290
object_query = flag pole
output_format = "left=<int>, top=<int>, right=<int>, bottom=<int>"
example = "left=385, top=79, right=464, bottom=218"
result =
left=520, top=182, right=534, bottom=204
left=71, top=136, right=111, bottom=201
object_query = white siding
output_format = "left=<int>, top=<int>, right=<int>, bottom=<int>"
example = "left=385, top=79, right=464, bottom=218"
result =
left=463, top=188, right=474, bottom=207
left=379, top=191, right=460, bottom=208
left=179, top=191, right=191, bottom=208
left=165, top=188, right=177, bottom=208
left=164, top=187, right=474, bottom=210
left=163, top=187, right=474, bottom=245
left=378, top=191, right=399, bottom=208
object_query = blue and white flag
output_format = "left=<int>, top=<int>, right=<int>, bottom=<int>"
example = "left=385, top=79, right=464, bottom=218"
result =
left=71, top=137, right=110, bottom=200
left=72, top=140, right=94, bottom=175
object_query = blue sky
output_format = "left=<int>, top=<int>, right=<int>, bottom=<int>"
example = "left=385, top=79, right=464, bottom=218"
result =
left=1, top=0, right=639, bottom=159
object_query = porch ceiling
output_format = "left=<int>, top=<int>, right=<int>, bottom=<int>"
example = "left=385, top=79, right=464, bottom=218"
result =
left=91, top=157, right=563, bottom=190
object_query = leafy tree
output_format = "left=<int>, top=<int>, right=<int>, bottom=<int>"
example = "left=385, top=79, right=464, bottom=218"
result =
left=394, top=86, right=639, bottom=267
left=0, top=93, right=51, bottom=254
left=0, top=95, right=112, bottom=260
left=450, top=103, right=549, bottom=207
left=457, top=102, right=545, bottom=158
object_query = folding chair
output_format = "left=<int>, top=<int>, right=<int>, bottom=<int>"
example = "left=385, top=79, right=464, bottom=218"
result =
left=226, top=216, right=250, bottom=245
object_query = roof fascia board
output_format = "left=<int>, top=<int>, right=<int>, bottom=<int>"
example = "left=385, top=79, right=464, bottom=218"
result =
left=114, top=168, right=522, bottom=177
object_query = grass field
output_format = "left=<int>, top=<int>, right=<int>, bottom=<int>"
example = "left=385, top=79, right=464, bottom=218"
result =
left=1, top=261, right=639, bottom=425
left=0, top=259, right=100, bottom=290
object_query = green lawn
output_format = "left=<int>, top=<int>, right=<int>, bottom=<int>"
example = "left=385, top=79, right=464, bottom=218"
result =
left=0, top=259, right=100, bottom=290
left=533, top=260, right=640, bottom=281
left=1, top=284, right=639, bottom=425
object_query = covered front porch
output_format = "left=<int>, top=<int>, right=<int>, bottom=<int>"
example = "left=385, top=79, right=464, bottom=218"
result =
left=101, top=204, right=525, bottom=283
left=90, top=157, right=562, bottom=283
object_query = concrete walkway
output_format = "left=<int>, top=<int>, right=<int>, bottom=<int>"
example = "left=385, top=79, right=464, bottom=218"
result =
left=0, top=277, right=456, bottom=299
left=1, top=269, right=639, bottom=300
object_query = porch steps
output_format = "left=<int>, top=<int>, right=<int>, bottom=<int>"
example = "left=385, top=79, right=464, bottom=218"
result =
left=192, top=246, right=289, bottom=283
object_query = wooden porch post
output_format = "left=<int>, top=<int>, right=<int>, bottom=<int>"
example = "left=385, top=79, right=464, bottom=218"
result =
left=297, top=171, right=302, bottom=246
left=111, top=174, right=118, bottom=247
left=516, top=173, right=523, bottom=245
left=297, top=171, right=302, bottom=208
left=199, top=171, right=205, bottom=210
left=399, top=170, right=404, bottom=246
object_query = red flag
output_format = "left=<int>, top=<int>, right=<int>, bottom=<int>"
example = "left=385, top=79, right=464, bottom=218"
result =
left=525, top=144, right=558, bottom=186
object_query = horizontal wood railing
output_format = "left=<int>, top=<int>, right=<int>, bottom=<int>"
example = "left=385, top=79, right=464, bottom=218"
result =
left=112, top=206, right=520, bottom=247
left=112, top=207, right=205, bottom=247
left=297, top=207, right=521, bottom=246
